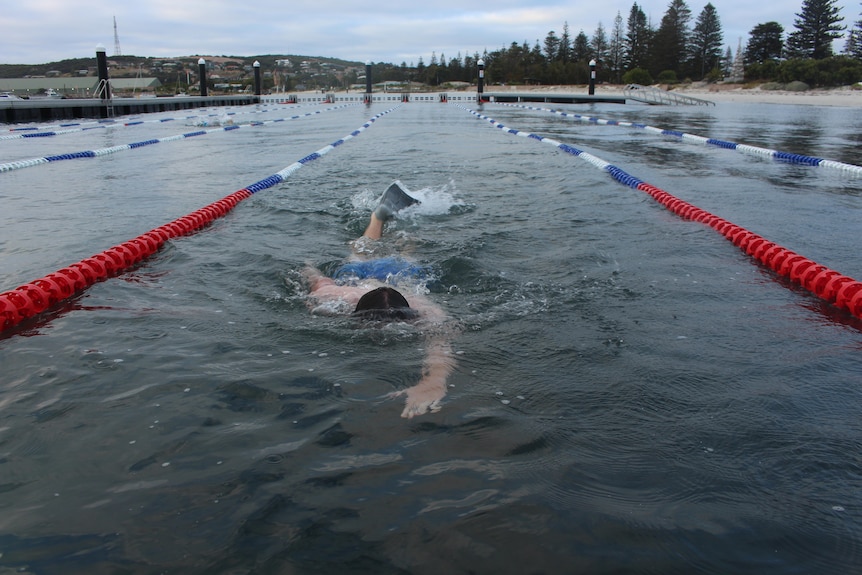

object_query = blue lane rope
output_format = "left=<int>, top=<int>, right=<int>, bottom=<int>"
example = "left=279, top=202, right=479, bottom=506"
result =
left=456, top=104, right=862, bottom=321
left=0, top=103, right=358, bottom=173
left=0, top=102, right=337, bottom=141
left=0, top=105, right=403, bottom=333
left=1, top=113, right=227, bottom=139
left=241, top=104, right=401, bottom=192
left=456, top=104, right=637, bottom=184
left=1, top=125, right=111, bottom=141
left=498, top=102, right=862, bottom=176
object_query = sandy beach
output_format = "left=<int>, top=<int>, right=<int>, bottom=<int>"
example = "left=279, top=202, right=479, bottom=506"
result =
left=486, top=82, right=862, bottom=107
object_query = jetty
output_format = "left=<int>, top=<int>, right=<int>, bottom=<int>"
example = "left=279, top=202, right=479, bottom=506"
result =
left=1, top=85, right=715, bottom=124
left=1, top=94, right=259, bottom=124
left=476, top=85, right=713, bottom=106
left=479, top=92, right=625, bottom=104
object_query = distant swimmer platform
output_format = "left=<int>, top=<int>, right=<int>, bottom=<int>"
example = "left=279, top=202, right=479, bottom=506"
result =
left=480, top=92, right=627, bottom=105
left=0, top=94, right=259, bottom=124
left=1, top=86, right=713, bottom=124
left=479, top=86, right=714, bottom=106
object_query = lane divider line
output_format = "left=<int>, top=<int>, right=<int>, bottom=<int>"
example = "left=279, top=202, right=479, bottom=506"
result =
left=0, top=105, right=401, bottom=335
left=459, top=104, right=862, bottom=321
left=0, top=103, right=358, bottom=173
left=1, top=102, right=326, bottom=139
left=498, top=102, right=862, bottom=175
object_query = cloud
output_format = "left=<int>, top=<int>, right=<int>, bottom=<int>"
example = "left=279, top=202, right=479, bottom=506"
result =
left=0, top=0, right=828, bottom=65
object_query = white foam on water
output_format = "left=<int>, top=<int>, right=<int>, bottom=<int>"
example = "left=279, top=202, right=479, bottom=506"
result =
left=351, top=180, right=464, bottom=218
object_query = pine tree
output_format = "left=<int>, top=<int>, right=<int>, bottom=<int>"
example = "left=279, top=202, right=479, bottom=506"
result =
left=651, top=0, right=692, bottom=77
left=529, top=42, right=545, bottom=83
left=786, top=0, right=845, bottom=59
left=608, top=12, right=627, bottom=82
left=745, top=22, right=785, bottom=64
left=625, top=2, right=651, bottom=70
left=846, top=3, right=862, bottom=59
left=591, top=22, right=610, bottom=64
left=731, top=39, right=745, bottom=81
left=573, top=31, right=591, bottom=62
left=722, top=46, right=733, bottom=77
left=689, top=3, right=723, bottom=79
left=559, top=23, right=573, bottom=62
left=544, top=31, right=561, bottom=61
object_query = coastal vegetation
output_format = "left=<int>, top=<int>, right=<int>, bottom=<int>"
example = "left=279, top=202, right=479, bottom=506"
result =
left=2, top=0, right=861, bottom=92
left=460, top=0, right=862, bottom=89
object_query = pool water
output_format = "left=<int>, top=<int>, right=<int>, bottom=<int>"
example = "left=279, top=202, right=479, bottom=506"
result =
left=1, top=99, right=861, bottom=574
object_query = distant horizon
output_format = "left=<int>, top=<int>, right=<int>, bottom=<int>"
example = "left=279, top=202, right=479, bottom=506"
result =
left=3, top=0, right=835, bottom=66
left=1, top=52, right=369, bottom=68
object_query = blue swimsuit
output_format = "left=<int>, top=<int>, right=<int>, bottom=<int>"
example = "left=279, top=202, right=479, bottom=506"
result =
left=333, top=257, right=430, bottom=285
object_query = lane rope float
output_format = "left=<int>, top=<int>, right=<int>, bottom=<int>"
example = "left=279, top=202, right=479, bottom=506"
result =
left=0, top=105, right=402, bottom=335
left=1, top=124, right=110, bottom=141
left=458, top=104, right=862, bottom=321
left=0, top=102, right=327, bottom=140
left=499, top=102, right=862, bottom=176
left=0, top=103, right=358, bottom=173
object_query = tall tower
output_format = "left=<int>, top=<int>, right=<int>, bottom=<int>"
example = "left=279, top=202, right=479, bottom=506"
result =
left=113, top=16, right=122, bottom=56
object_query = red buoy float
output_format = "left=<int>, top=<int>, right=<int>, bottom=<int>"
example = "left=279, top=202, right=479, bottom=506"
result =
left=630, top=174, right=862, bottom=323
left=0, top=184, right=257, bottom=333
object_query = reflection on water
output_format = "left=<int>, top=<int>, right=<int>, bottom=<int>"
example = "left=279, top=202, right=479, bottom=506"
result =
left=1, top=100, right=861, bottom=574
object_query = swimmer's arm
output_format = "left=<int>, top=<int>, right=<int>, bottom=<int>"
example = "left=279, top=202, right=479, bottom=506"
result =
left=302, top=265, right=364, bottom=308
left=397, top=336, right=457, bottom=419
left=302, top=265, right=335, bottom=292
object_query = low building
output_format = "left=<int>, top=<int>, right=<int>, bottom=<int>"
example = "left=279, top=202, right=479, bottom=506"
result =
left=0, top=77, right=162, bottom=98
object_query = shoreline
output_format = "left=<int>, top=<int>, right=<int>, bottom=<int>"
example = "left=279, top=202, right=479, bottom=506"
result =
left=310, top=83, right=862, bottom=107
left=483, top=83, right=862, bottom=107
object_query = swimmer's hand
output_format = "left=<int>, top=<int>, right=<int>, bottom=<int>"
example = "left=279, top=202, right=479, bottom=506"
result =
left=388, top=386, right=444, bottom=419
left=388, top=338, right=455, bottom=418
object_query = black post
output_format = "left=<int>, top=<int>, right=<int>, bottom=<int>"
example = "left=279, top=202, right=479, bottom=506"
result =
left=477, top=59, right=485, bottom=102
left=589, top=59, right=596, bottom=95
left=253, top=60, right=262, bottom=96
left=198, top=58, right=208, bottom=97
left=365, top=61, right=372, bottom=104
left=96, top=44, right=111, bottom=101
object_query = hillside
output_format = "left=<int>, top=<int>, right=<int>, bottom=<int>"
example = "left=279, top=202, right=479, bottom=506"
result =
left=0, top=54, right=363, bottom=78
left=0, top=54, right=371, bottom=93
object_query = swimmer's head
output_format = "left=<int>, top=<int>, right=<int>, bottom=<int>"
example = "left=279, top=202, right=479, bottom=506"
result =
left=352, top=286, right=419, bottom=322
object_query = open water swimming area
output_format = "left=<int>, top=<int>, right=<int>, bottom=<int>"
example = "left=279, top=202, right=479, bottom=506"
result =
left=1, top=98, right=861, bottom=574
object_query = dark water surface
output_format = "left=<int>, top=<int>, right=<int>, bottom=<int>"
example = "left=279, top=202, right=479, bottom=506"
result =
left=1, top=99, right=861, bottom=574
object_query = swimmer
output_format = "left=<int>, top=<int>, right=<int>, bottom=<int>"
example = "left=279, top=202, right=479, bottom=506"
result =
left=302, top=182, right=457, bottom=418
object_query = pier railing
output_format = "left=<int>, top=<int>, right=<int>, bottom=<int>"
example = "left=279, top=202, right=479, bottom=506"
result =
left=623, top=84, right=715, bottom=106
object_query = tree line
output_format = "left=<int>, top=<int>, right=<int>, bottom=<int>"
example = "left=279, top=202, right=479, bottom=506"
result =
left=373, top=0, right=862, bottom=88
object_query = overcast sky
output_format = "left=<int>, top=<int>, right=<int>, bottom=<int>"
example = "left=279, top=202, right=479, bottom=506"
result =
left=2, top=0, right=856, bottom=65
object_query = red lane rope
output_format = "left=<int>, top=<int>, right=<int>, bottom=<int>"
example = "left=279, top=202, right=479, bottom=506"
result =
left=636, top=182, right=862, bottom=320
left=0, top=106, right=401, bottom=335
left=462, top=105, right=862, bottom=323
left=0, top=189, right=252, bottom=333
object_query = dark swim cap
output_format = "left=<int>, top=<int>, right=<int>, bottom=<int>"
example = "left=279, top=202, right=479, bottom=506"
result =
left=352, top=286, right=419, bottom=321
